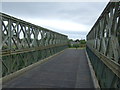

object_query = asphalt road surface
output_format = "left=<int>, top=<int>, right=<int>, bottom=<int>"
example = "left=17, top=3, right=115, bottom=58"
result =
left=3, top=49, right=94, bottom=88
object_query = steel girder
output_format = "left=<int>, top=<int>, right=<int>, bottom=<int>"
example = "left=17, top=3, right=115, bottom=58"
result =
left=86, top=2, right=120, bottom=88
left=0, top=13, right=68, bottom=77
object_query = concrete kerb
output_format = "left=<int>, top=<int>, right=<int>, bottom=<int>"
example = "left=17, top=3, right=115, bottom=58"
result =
left=85, top=49, right=100, bottom=89
left=1, top=49, right=66, bottom=84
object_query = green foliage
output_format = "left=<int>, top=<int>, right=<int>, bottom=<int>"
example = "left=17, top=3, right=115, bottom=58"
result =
left=68, top=39, right=74, bottom=42
left=73, top=44, right=80, bottom=48
left=68, top=39, right=86, bottom=48
left=80, top=39, right=86, bottom=44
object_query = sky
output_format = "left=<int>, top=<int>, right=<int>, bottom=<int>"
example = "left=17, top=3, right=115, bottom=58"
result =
left=1, top=2, right=108, bottom=40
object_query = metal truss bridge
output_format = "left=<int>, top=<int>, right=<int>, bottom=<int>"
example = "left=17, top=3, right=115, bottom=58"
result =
left=1, top=2, right=120, bottom=89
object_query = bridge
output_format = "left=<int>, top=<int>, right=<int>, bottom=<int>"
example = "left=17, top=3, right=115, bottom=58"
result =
left=1, top=2, right=120, bottom=89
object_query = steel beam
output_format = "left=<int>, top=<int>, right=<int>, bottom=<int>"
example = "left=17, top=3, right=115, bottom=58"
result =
left=1, top=13, right=68, bottom=77
left=86, top=2, right=120, bottom=88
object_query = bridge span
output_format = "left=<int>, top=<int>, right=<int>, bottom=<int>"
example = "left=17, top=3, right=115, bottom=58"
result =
left=3, top=49, right=94, bottom=88
left=1, top=1, right=120, bottom=89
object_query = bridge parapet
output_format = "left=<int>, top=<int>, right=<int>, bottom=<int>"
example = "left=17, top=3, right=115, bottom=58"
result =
left=0, top=13, right=68, bottom=77
left=86, top=2, right=120, bottom=88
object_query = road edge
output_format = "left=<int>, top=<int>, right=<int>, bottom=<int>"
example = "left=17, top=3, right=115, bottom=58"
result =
left=1, top=49, right=66, bottom=84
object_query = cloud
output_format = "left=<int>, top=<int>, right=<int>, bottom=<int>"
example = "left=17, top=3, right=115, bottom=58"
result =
left=27, top=19, right=89, bottom=31
left=2, top=2, right=108, bottom=39
left=24, top=18, right=89, bottom=39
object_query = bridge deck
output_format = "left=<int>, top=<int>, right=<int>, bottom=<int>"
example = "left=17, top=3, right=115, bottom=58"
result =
left=3, top=49, right=94, bottom=88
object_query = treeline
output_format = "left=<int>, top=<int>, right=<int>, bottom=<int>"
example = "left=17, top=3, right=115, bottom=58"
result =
left=68, top=39, right=86, bottom=48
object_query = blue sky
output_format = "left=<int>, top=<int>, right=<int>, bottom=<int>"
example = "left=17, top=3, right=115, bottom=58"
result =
left=1, top=2, right=108, bottom=40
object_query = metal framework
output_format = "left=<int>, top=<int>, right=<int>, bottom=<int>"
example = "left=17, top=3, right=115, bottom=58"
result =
left=86, top=2, right=120, bottom=88
left=0, top=13, right=68, bottom=77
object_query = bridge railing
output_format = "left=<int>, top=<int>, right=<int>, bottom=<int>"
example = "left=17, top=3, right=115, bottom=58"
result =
left=0, top=13, right=68, bottom=77
left=86, top=2, right=120, bottom=88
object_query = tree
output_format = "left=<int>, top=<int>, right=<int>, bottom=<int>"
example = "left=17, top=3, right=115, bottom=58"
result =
left=69, top=39, right=74, bottom=42
left=80, top=39, right=86, bottom=44
left=75, top=39, right=80, bottom=42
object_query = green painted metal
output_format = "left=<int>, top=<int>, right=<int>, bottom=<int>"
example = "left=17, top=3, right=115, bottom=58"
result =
left=86, top=2, right=120, bottom=88
left=1, top=13, right=68, bottom=77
